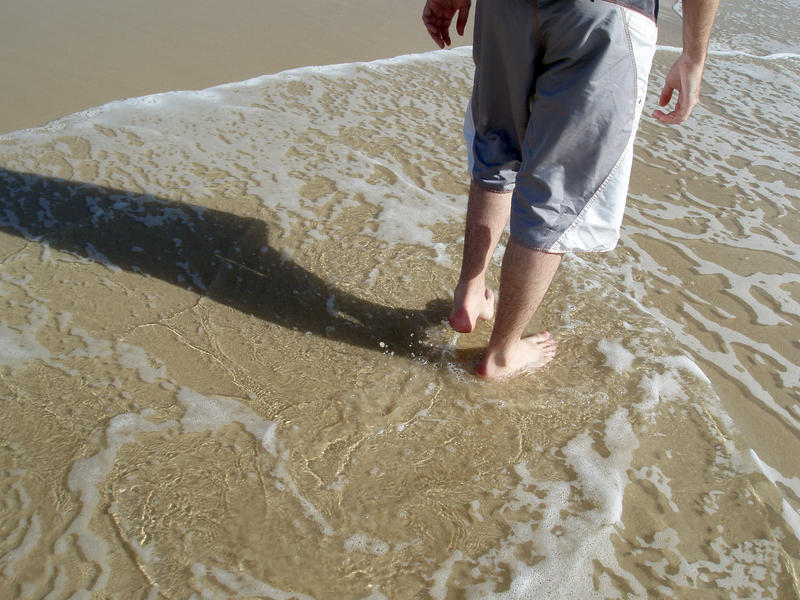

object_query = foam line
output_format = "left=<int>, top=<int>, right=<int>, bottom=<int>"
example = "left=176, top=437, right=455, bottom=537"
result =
left=656, top=45, right=800, bottom=60
left=710, top=50, right=800, bottom=60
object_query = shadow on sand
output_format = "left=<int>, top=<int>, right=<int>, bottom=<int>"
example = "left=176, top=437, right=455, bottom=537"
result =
left=0, top=168, right=452, bottom=360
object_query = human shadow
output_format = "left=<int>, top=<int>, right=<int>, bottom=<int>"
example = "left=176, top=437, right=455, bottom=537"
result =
left=0, top=168, right=451, bottom=360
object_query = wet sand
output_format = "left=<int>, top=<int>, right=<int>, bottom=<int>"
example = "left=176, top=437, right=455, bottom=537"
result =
left=0, top=0, right=468, bottom=135
left=0, top=0, right=685, bottom=136
left=3, top=1, right=800, bottom=596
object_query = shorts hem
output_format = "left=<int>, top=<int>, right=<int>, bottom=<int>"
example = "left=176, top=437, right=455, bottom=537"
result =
left=511, top=233, right=619, bottom=255
left=470, top=177, right=515, bottom=194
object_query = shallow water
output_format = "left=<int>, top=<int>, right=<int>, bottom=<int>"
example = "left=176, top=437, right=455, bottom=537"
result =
left=1, top=3, right=799, bottom=598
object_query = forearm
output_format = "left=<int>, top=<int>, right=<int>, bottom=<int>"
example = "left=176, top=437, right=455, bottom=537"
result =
left=681, top=0, right=720, bottom=62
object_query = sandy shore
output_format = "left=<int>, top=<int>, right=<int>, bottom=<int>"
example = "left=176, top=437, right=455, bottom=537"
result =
left=0, top=0, right=467, bottom=135
left=1, top=1, right=682, bottom=135
left=4, top=0, right=799, bottom=595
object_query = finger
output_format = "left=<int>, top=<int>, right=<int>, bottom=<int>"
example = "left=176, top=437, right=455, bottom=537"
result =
left=425, top=28, right=445, bottom=48
left=430, top=34, right=446, bottom=49
left=658, top=86, right=675, bottom=108
left=677, top=86, right=700, bottom=121
left=423, top=19, right=446, bottom=48
left=428, top=31, right=446, bottom=48
left=671, top=88, right=700, bottom=124
left=456, top=5, right=470, bottom=36
left=441, top=21, right=452, bottom=46
left=652, top=108, right=679, bottom=124
left=652, top=104, right=689, bottom=125
left=671, top=103, right=690, bottom=124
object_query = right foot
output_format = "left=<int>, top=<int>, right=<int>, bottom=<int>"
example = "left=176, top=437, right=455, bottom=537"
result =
left=449, top=288, right=495, bottom=333
left=476, top=331, right=557, bottom=379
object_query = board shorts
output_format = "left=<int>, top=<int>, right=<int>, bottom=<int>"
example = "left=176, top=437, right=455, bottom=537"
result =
left=464, top=0, right=658, bottom=253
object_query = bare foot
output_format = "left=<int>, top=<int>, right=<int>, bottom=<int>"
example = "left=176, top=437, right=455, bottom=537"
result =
left=476, top=332, right=556, bottom=379
left=449, top=288, right=495, bottom=333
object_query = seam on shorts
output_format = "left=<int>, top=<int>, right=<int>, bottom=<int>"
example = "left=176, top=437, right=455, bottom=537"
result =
left=598, top=0, right=656, bottom=23
left=549, top=4, right=638, bottom=253
left=549, top=150, right=625, bottom=250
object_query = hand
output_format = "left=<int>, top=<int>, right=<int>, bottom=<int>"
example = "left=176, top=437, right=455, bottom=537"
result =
left=422, top=0, right=471, bottom=49
left=652, top=53, right=706, bottom=125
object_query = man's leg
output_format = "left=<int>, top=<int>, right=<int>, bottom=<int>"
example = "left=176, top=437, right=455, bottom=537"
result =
left=449, top=182, right=512, bottom=333
left=477, top=240, right=560, bottom=379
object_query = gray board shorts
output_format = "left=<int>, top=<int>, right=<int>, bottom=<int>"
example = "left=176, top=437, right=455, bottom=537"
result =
left=465, top=0, right=658, bottom=253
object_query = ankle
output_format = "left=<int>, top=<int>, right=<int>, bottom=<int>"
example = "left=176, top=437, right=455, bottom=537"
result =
left=455, top=277, right=485, bottom=298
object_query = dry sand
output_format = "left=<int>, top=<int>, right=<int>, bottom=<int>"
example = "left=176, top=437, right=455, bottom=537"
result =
left=1, top=0, right=682, bottom=135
